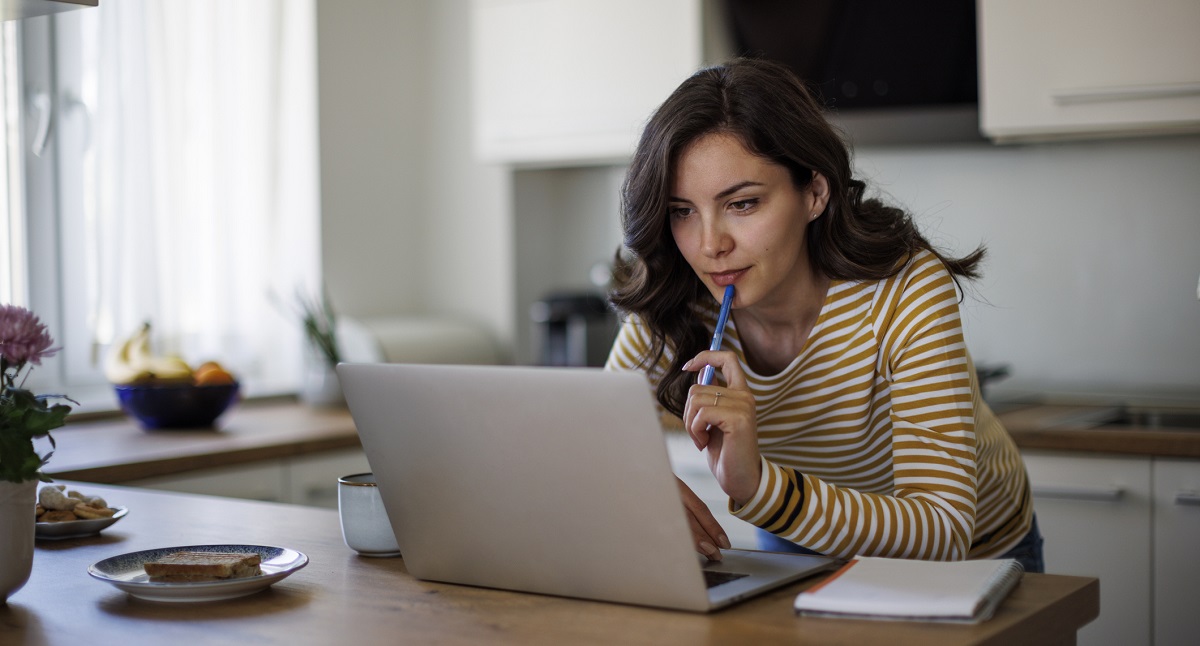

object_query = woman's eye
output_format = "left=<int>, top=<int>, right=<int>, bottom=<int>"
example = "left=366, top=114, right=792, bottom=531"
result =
left=730, top=198, right=758, bottom=213
left=669, top=206, right=693, bottom=219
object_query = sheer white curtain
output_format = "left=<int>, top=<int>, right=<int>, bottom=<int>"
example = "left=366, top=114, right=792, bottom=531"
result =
left=0, top=21, right=23, bottom=305
left=73, top=0, right=318, bottom=390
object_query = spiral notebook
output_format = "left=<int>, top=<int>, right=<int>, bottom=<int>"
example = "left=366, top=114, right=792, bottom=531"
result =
left=793, top=556, right=1024, bottom=623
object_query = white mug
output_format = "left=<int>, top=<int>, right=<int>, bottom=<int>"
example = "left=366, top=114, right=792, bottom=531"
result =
left=337, top=473, right=401, bottom=557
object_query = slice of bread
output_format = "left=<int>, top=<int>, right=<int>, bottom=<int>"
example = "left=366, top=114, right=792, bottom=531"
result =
left=143, top=551, right=262, bottom=582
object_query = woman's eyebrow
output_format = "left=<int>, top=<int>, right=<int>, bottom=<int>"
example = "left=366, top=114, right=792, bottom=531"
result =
left=669, top=180, right=765, bottom=203
left=714, top=181, right=764, bottom=199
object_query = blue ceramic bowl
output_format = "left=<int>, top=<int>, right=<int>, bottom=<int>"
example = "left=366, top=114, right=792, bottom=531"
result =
left=114, top=382, right=240, bottom=430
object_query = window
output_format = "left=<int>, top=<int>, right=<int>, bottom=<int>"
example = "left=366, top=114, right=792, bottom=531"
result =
left=1, top=20, right=26, bottom=306
left=2, top=1, right=320, bottom=410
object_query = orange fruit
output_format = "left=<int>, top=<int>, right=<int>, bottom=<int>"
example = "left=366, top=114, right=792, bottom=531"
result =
left=194, top=362, right=236, bottom=386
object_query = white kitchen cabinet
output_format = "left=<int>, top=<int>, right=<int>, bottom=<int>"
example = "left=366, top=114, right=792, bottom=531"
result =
left=470, top=0, right=712, bottom=166
left=131, top=461, right=289, bottom=503
left=978, top=0, right=1200, bottom=143
left=1021, top=450, right=1152, bottom=646
left=285, top=448, right=373, bottom=509
left=1152, top=458, right=1200, bottom=646
left=129, top=448, right=372, bottom=508
left=1, top=0, right=96, bottom=21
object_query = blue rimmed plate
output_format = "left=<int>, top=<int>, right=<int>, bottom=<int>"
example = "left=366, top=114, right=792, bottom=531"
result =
left=88, top=544, right=308, bottom=603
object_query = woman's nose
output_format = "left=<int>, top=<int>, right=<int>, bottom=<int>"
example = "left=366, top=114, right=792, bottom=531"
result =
left=700, top=217, right=731, bottom=257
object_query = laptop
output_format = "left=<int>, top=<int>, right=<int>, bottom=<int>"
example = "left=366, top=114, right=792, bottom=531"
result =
left=337, top=362, right=838, bottom=612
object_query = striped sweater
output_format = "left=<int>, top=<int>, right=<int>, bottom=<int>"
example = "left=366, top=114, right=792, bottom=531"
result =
left=605, top=251, right=1032, bottom=561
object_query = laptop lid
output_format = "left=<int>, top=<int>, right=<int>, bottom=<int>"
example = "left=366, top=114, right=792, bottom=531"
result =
left=338, top=363, right=836, bottom=612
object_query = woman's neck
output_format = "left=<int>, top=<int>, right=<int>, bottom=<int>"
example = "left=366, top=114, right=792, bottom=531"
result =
left=734, top=272, right=831, bottom=376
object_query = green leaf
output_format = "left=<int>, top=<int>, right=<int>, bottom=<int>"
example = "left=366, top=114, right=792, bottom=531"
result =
left=1, top=385, right=71, bottom=482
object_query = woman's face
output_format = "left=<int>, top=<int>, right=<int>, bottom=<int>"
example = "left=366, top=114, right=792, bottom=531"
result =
left=668, top=132, right=828, bottom=311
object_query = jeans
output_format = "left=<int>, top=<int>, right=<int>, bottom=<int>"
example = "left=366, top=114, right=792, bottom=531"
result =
left=998, top=514, right=1045, bottom=573
left=756, top=514, right=1045, bottom=573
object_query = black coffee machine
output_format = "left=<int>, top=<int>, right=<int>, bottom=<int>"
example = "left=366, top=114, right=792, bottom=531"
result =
left=529, top=292, right=616, bottom=367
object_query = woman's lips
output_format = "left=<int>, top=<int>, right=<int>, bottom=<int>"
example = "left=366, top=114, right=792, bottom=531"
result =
left=709, top=269, right=747, bottom=287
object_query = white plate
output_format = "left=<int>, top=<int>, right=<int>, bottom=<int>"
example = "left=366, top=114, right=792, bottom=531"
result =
left=87, top=544, right=309, bottom=603
left=36, top=506, right=129, bottom=540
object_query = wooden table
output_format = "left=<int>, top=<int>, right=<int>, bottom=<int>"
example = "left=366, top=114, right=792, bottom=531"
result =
left=3, top=483, right=1098, bottom=645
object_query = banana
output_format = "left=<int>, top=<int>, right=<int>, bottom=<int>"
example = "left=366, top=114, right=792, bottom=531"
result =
left=104, top=323, right=153, bottom=384
left=104, top=322, right=194, bottom=384
left=143, top=354, right=193, bottom=381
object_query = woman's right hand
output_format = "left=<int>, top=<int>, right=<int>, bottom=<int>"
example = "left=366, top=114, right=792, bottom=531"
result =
left=676, top=476, right=731, bottom=561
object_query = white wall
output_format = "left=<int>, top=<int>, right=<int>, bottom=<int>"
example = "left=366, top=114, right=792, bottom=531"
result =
left=316, top=1, right=427, bottom=316
left=509, top=136, right=1200, bottom=397
left=316, top=2, right=1200, bottom=398
left=316, top=0, right=513, bottom=352
left=853, top=136, right=1200, bottom=398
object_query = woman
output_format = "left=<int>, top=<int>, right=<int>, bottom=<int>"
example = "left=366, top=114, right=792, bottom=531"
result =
left=605, top=58, right=1042, bottom=572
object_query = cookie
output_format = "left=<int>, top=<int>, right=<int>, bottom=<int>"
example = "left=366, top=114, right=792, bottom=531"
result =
left=73, top=504, right=116, bottom=520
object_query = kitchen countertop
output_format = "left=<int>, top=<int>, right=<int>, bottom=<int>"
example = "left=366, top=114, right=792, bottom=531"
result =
left=44, top=398, right=1200, bottom=487
left=45, top=399, right=361, bottom=483
left=995, top=401, right=1200, bottom=458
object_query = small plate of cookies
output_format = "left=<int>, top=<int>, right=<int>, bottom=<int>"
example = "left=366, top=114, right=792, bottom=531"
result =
left=35, top=484, right=128, bottom=541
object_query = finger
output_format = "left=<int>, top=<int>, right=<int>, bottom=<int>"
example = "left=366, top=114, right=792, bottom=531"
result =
left=684, top=351, right=745, bottom=392
left=677, top=477, right=731, bottom=552
left=684, top=385, right=710, bottom=450
left=685, top=511, right=723, bottom=561
left=688, top=397, right=730, bottom=444
left=688, top=499, right=731, bottom=551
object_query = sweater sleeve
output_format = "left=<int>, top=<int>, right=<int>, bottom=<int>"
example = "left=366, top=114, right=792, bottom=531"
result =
left=604, top=315, right=656, bottom=373
left=731, top=254, right=978, bottom=561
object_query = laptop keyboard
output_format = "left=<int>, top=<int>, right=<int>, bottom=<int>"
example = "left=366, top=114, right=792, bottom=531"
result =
left=703, top=570, right=749, bottom=588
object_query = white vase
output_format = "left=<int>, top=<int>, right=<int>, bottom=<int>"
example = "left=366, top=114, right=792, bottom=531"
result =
left=1, top=479, right=36, bottom=603
left=301, top=361, right=345, bottom=408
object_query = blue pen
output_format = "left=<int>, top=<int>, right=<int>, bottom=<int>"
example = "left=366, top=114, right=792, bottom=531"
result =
left=698, top=285, right=735, bottom=386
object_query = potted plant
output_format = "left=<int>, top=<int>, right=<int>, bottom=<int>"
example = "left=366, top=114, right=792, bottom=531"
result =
left=283, top=289, right=344, bottom=407
left=0, top=304, right=72, bottom=602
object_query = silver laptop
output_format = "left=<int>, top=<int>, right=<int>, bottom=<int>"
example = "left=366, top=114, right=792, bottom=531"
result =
left=337, top=362, right=837, bottom=612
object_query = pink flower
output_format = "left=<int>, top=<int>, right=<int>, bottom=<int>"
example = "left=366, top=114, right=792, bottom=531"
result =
left=0, top=304, right=59, bottom=367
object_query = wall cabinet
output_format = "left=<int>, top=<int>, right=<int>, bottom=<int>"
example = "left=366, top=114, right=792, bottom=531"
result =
left=978, top=0, right=1200, bottom=143
left=471, top=0, right=713, bottom=166
left=1, top=0, right=96, bottom=21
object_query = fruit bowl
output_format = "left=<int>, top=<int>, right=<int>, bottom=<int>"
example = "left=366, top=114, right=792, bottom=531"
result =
left=114, top=382, right=241, bottom=430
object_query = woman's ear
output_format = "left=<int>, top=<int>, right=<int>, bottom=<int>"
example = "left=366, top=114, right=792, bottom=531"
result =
left=808, top=172, right=831, bottom=221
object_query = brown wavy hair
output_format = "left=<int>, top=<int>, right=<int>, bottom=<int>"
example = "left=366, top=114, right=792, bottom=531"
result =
left=609, top=57, right=984, bottom=418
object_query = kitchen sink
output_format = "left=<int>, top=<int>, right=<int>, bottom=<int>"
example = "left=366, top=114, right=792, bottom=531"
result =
left=1097, top=408, right=1200, bottom=429
left=1033, top=406, right=1200, bottom=431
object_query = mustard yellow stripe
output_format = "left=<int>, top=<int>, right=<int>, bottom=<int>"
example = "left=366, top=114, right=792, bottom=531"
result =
left=612, top=251, right=1030, bottom=560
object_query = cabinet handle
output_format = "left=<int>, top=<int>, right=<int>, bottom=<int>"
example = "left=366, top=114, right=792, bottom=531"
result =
left=1052, top=82, right=1200, bottom=105
left=1032, top=484, right=1124, bottom=502
left=1175, top=492, right=1200, bottom=507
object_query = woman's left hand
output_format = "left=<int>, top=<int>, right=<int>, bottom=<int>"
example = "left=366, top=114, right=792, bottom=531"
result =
left=682, top=350, right=762, bottom=506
